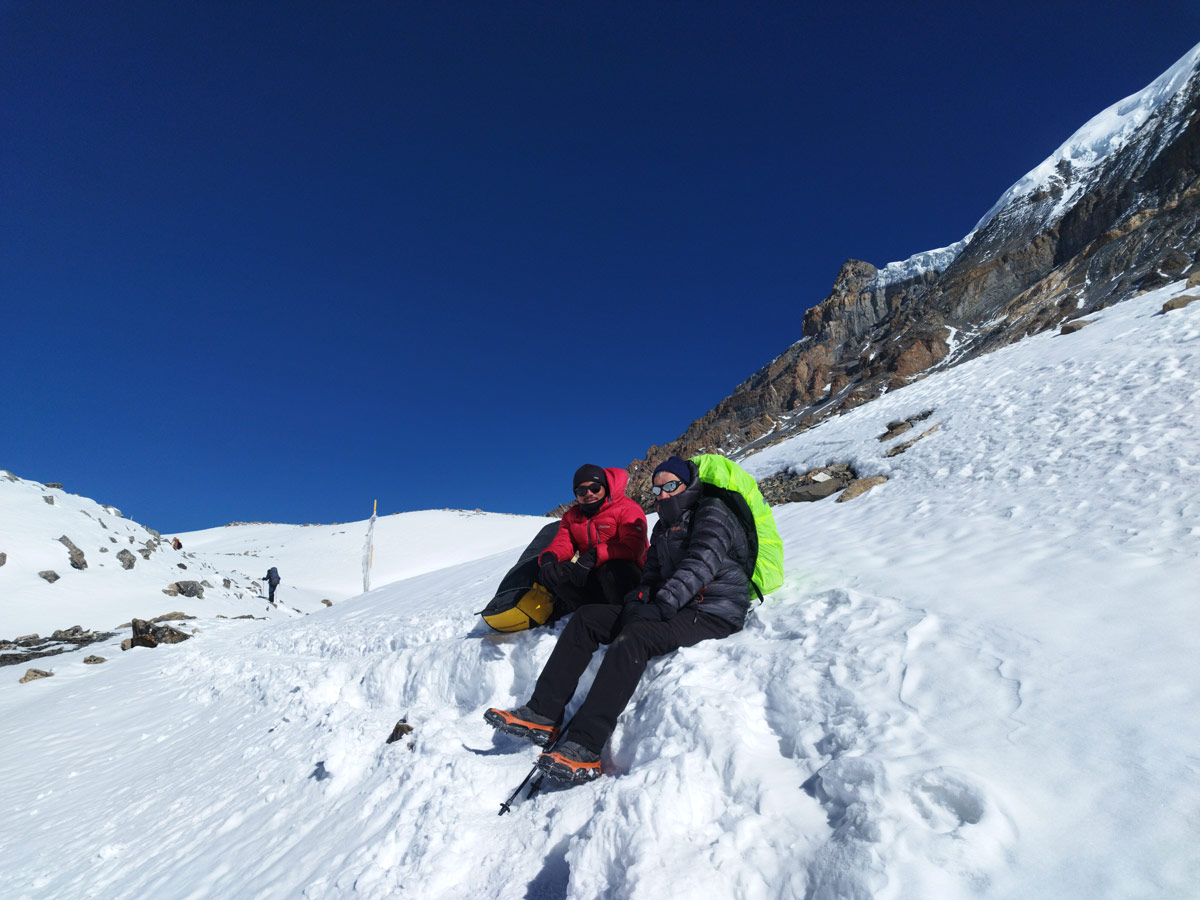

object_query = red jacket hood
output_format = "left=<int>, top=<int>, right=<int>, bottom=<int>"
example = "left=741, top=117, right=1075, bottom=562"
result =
left=601, top=466, right=630, bottom=499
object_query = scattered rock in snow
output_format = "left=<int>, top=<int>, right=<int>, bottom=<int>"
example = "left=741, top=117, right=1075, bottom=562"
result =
left=321, top=599, right=333, bottom=607
left=58, top=536, right=87, bottom=570
left=1187, top=270, right=1200, bottom=287
left=0, top=626, right=118, bottom=667
left=758, top=464, right=857, bottom=505
left=138, top=548, right=152, bottom=560
left=19, top=668, right=53, bottom=684
left=43, top=482, right=63, bottom=489
left=124, top=618, right=192, bottom=651
left=39, top=570, right=60, bottom=583
left=43, top=495, right=54, bottom=505
left=162, top=587, right=179, bottom=597
left=0, top=552, right=6, bottom=566
left=172, top=581, right=204, bottom=599
left=99, top=546, right=109, bottom=553
left=886, top=424, right=942, bottom=458
left=150, top=612, right=195, bottom=623
left=222, top=578, right=232, bottom=589
left=176, top=563, right=187, bottom=570
left=117, top=549, right=137, bottom=569
left=386, top=719, right=416, bottom=750
left=1162, top=294, right=1198, bottom=313
left=83, top=656, right=106, bottom=665
left=838, top=476, right=889, bottom=502
left=1060, top=320, right=1092, bottom=334
left=879, top=409, right=934, bottom=442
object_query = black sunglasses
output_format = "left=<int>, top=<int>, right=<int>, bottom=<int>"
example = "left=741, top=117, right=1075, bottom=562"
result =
left=574, top=482, right=605, bottom=497
left=651, top=479, right=685, bottom=496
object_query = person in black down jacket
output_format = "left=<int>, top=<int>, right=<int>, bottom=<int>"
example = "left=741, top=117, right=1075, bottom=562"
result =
left=485, top=454, right=750, bottom=783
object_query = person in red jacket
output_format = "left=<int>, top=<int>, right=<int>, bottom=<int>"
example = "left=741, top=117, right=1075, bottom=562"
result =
left=535, top=464, right=648, bottom=618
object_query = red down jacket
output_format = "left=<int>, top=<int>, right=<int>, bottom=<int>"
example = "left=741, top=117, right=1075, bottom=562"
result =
left=539, top=467, right=648, bottom=569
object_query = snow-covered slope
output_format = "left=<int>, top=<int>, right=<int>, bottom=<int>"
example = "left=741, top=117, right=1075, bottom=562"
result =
left=0, top=477, right=269, bottom=637
left=176, top=510, right=550, bottom=602
left=1, top=281, right=1197, bottom=899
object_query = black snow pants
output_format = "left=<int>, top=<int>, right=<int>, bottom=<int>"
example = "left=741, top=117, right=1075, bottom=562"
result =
left=527, top=603, right=736, bottom=754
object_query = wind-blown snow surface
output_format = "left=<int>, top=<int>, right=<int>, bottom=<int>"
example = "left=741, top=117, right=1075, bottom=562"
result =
left=2, top=283, right=1198, bottom=899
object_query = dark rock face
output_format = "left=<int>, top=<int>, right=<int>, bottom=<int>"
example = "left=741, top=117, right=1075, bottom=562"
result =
left=622, top=50, right=1200, bottom=496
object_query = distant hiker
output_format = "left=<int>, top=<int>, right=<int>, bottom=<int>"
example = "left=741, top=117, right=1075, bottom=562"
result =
left=265, top=566, right=281, bottom=603
left=171, top=537, right=182, bottom=550
left=534, top=464, right=648, bottom=618
left=486, top=455, right=750, bottom=783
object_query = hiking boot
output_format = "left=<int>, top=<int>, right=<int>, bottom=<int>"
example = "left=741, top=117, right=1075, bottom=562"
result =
left=536, top=740, right=602, bottom=783
left=484, top=705, right=560, bottom=747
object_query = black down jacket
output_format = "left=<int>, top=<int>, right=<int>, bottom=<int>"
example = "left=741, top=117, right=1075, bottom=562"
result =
left=637, top=462, right=751, bottom=629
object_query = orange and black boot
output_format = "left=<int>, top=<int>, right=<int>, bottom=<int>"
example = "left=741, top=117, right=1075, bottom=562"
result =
left=536, top=740, right=602, bottom=783
left=484, top=705, right=560, bottom=747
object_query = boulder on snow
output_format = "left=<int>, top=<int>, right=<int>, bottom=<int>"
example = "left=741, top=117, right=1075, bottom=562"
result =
left=58, top=536, right=87, bottom=570
left=19, top=668, right=53, bottom=683
left=321, top=599, right=333, bottom=607
left=386, top=719, right=415, bottom=750
left=1162, top=294, right=1198, bottom=313
left=837, top=476, right=889, bottom=502
left=117, top=548, right=137, bottom=569
left=1060, top=320, right=1092, bottom=334
left=172, top=581, right=204, bottom=599
left=0, top=552, right=6, bottom=566
left=38, top=570, right=60, bottom=584
left=83, top=655, right=107, bottom=665
left=126, top=618, right=191, bottom=650
left=43, top=495, right=54, bottom=505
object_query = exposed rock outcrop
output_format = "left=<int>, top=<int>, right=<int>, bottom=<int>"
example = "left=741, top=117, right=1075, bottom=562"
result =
left=621, top=47, right=1200, bottom=500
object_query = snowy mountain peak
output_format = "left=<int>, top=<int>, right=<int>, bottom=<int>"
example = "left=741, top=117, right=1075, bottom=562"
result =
left=976, top=40, right=1200, bottom=232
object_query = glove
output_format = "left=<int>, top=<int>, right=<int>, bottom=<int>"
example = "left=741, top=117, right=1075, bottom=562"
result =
left=538, top=560, right=572, bottom=591
left=569, top=549, right=597, bottom=586
left=620, top=601, right=667, bottom=628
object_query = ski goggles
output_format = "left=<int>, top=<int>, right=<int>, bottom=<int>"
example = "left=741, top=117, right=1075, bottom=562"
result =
left=651, top=479, right=685, bottom=496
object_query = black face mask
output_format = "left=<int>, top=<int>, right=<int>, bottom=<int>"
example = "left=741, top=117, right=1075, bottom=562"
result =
left=578, top=494, right=605, bottom=516
left=655, top=481, right=697, bottom=524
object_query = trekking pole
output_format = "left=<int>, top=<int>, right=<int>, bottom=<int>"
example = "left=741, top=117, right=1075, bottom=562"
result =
left=497, top=714, right=574, bottom=816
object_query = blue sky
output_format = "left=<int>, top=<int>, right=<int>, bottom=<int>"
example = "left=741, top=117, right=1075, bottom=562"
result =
left=3, top=2, right=1198, bottom=533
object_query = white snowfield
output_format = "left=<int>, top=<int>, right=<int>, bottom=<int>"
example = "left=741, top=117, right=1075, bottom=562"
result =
left=1, top=281, right=1198, bottom=899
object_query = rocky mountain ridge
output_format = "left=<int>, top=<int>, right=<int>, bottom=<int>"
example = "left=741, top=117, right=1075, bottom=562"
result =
left=621, top=42, right=1200, bottom=507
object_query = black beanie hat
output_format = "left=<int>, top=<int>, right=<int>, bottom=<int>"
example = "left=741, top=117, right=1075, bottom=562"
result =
left=573, top=464, right=608, bottom=490
left=652, top=456, right=692, bottom=485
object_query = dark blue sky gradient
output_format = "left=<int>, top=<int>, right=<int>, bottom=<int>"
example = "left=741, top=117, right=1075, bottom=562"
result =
left=3, top=2, right=1198, bottom=531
